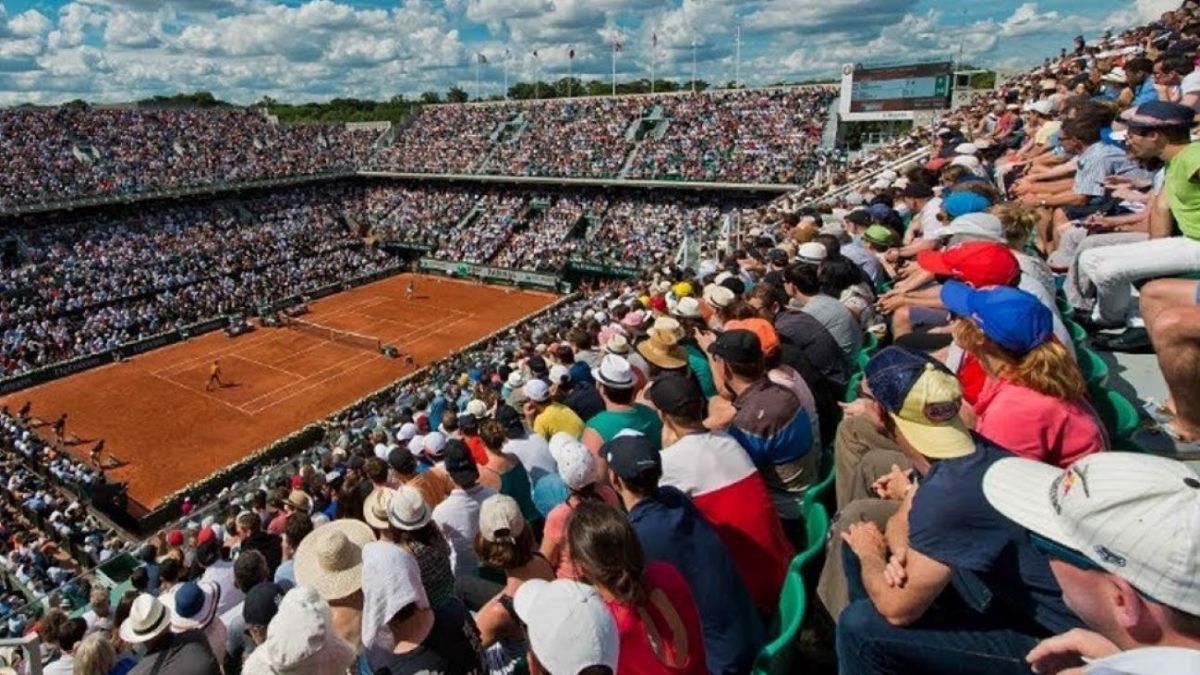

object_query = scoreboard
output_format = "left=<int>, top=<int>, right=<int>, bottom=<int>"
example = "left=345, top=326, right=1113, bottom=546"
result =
left=839, top=61, right=953, bottom=121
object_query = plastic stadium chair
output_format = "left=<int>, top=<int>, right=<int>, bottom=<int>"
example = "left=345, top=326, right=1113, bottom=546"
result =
left=862, top=330, right=880, bottom=355
left=1066, top=320, right=1089, bottom=348
left=1056, top=292, right=1072, bottom=316
left=754, top=503, right=831, bottom=675
left=844, top=371, right=864, bottom=404
left=804, top=465, right=837, bottom=521
left=1077, top=348, right=1110, bottom=387
left=1089, top=385, right=1142, bottom=442
left=854, top=349, right=871, bottom=373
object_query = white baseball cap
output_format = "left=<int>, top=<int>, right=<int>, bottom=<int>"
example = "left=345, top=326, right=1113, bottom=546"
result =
left=702, top=284, right=735, bottom=309
left=396, top=423, right=417, bottom=442
left=672, top=296, right=702, bottom=319
left=479, top=494, right=525, bottom=542
left=983, top=453, right=1200, bottom=616
left=556, top=439, right=598, bottom=490
left=513, top=579, right=619, bottom=675
left=548, top=432, right=579, bottom=462
left=422, top=431, right=447, bottom=457
left=797, top=241, right=827, bottom=265
left=523, top=379, right=551, bottom=403
left=466, top=399, right=488, bottom=419
left=953, top=142, right=978, bottom=155
left=506, top=371, right=525, bottom=389
left=549, top=365, right=571, bottom=386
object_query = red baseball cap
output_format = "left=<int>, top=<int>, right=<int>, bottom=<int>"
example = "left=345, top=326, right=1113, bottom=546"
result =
left=916, top=242, right=1019, bottom=288
left=196, top=526, right=217, bottom=546
left=166, top=530, right=184, bottom=547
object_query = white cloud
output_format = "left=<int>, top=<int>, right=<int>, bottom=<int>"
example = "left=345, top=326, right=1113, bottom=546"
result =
left=8, top=9, right=52, bottom=37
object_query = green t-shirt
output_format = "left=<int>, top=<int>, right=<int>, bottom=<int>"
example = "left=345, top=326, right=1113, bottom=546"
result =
left=1167, top=141, right=1200, bottom=240
left=682, top=343, right=718, bottom=399
left=586, top=405, right=664, bottom=449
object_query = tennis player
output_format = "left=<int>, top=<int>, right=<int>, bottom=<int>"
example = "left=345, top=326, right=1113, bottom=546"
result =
left=406, top=279, right=416, bottom=300
left=206, top=360, right=226, bottom=391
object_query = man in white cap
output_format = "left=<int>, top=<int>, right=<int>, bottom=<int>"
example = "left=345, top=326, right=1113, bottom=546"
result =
left=121, top=594, right=221, bottom=675
left=983, top=453, right=1200, bottom=674
left=513, top=579, right=619, bottom=675
left=523, top=378, right=585, bottom=440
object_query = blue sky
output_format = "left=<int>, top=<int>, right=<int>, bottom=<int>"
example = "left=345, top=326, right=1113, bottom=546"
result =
left=0, top=0, right=1176, bottom=105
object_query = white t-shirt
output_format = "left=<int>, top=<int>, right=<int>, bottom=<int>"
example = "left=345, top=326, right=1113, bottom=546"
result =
left=1181, top=70, right=1200, bottom=95
left=431, top=485, right=495, bottom=578
left=1084, top=646, right=1200, bottom=675
left=503, top=434, right=557, bottom=481
left=918, top=197, right=945, bottom=240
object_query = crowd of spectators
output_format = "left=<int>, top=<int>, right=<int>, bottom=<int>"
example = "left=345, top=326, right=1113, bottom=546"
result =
left=628, top=88, right=834, bottom=183
left=0, top=184, right=391, bottom=377
left=0, top=108, right=372, bottom=210
left=6, top=6, right=1200, bottom=675
left=368, top=87, right=834, bottom=184
left=485, top=97, right=644, bottom=178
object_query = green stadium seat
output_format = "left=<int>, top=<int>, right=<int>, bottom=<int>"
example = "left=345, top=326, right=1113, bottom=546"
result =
left=844, top=371, right=863, bottom=403
left=1089, top=385, right=1142, bottom=442
left=854, top=349, right=870, bottom=373
left=1077, top=348, right=1110, bottom=387
left=754, top=503, right=830, bottom=675
left=1066, top=320, right=1089, bottom=347
left=862, top=330, right=879, bottom=355
left=804, top=462, right=837, bottom=522
left=1056, top=294, right=1072, bottom=316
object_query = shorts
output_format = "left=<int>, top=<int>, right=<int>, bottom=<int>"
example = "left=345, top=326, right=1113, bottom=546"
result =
left=908, top=307, right=951, bottom=329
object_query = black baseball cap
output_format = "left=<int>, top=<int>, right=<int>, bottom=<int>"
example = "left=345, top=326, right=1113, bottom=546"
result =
left=458, top=413, right=478, bottom=432
left=602, top=434, right=662, bottom=481
left=443, top=439, right=479, bottom=487
left=387, top=447, right=415, bottom=475
left=719, top=276, right=746, bottom=296
left=902, top=183, right=934, bottom=199
left=494, top=404, right=525, bottom=439
left=527, top=355, right=549, bottom=376
left=647, top=374, right=704, bottom=418
left=706, top=329, right=762, bottom=363
left=243, top=582, right=285, bottom=627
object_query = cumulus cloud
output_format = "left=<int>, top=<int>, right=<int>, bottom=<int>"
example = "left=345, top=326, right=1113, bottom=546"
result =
left=0, top=0, right=1154, bottom=105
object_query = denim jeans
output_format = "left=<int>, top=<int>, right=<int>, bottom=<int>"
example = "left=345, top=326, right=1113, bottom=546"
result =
left=836, top=547, right=1041, bottom=675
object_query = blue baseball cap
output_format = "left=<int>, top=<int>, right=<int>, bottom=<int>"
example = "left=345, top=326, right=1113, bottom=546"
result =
left=941, top=281, right=1053, bottom=355
left=864, top=347, right=972, bottom=459
left=942, top=190, right=993, bottom=218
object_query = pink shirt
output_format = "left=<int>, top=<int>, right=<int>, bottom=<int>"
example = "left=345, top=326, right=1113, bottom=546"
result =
left=543, top=486, right=620, bottom=580
left=974, top=377, right=1107, bottom=468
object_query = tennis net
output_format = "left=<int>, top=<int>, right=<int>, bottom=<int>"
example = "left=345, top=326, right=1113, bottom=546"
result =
left=283, top=317, right=382, bottom=353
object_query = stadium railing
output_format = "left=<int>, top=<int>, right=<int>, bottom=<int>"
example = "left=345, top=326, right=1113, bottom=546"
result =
left=0, top=634, right=43, bottom=675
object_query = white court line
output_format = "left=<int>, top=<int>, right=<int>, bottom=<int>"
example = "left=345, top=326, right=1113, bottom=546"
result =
left=147, top=371, right=252, bottom=416
left=228, top=353, right=306, bottom=379
left=236, top=348, right=376, bottom=410
left=245, top=313, right=477, bottom=415
left=243, top=352, right=382, bottom=415
left=153, top=296, right=392, bottom=377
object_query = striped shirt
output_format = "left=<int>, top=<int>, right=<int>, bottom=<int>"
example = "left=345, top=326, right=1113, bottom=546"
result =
left=1073, top=142, right=1139, bottom=197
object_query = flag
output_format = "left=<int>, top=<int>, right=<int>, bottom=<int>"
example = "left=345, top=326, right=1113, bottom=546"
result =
left=477, top=53, right=488, bottom=64
left=568, top=47, right=575, bottom=59
left=504, top=48, right=510, bottom=58
left=613, top=41, right=622, bottom=52
left=532, top=49, right=539, bottom=58
left=652, top=33, right=658, bottom=47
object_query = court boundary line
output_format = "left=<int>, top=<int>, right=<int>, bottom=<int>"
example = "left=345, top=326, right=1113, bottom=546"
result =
left=146, top=371, right=253, bottom=415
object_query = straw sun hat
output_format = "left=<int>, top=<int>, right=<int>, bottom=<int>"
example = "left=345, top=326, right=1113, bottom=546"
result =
left=294, top=519, right=375, bottom=601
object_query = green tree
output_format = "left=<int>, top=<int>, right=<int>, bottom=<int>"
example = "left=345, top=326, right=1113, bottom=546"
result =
left=419, top=91, right=442, bottom=104
left=446, top=86, right=469, bottom=103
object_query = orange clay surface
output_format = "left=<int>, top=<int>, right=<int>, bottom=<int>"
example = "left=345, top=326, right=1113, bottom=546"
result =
left=1, top=274, right=557, bottom=513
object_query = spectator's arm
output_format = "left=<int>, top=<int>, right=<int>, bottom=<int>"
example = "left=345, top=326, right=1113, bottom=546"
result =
left=1149, top=184, right=1173, bottom=239
left=842, top=522, right=951, bottom=626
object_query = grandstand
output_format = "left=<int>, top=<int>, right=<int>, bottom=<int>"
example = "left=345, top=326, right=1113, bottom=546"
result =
left=1, top=5, right=1199, bottom=675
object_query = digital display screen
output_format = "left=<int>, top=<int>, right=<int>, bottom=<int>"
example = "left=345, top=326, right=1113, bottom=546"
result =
left=847, top=62, right=952, bottom=113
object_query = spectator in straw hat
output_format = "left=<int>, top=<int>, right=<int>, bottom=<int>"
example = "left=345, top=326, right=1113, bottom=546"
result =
left=121, top=594, right=221, bottom=675
left=168, top=581, right=226, bottom=665
left=292, top=519, right=374, bottom=651
left=582, top=355, right=663, bottom=464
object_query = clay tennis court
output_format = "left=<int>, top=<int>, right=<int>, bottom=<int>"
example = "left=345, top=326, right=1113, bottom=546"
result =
left=1, top=274, right=558, bottom=514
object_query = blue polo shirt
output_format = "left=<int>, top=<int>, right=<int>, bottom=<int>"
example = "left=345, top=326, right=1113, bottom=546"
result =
left=909, top=435, right=1082, bottom=635
left=629, top=486, right=764, bottom=675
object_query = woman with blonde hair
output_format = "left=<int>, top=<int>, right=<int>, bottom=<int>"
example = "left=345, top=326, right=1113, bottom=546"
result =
left=73, top=633, right=133, bottom=675
left=990, top=201, right=1056, bottom=298
left=943, top=281, right=1107, bottom=467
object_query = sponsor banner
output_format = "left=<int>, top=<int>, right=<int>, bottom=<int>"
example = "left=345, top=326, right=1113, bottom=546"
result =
left=566, top=259, right=640, bottom=277
left=419, top=258, right=559, bottom=290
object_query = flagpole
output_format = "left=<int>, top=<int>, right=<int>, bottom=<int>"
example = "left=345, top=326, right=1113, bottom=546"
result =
left=612, top=42, right=617, bottom=96
left=691, top=38, right=697, bottom=93
left=475, top=58, right=480, bottom=100
left=503, top=51, right=509, bottom=100
left=568, top=47, right=573, bottom=98
left=650, top=36, right=655, bottom=94
left=734, top=24, right=741, bottom=89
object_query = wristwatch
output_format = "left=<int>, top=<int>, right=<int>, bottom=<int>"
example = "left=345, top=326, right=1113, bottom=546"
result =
left=1039, top=198, right=1047, bottom=207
